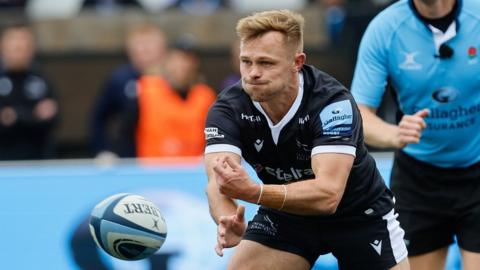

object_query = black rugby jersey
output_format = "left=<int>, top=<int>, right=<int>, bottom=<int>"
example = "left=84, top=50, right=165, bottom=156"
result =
left=205, top=65, right=387, bottom=216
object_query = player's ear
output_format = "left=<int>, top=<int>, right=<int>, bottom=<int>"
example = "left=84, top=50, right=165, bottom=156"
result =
left=293, top=52, right=306, bottom=72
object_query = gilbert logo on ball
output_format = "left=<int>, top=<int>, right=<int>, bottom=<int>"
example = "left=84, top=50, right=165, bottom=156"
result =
left=89, top=193, right=167, bottom=260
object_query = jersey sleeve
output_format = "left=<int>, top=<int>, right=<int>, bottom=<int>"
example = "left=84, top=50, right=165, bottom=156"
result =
left=204, top=99, right=243, bottom=156
left=311, top=94, right=362, bottom=157
left=350, top=14, right=391, bottom=108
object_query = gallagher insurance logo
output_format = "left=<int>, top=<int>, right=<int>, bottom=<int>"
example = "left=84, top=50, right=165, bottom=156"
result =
left=431, top=87, right=459, bottom=103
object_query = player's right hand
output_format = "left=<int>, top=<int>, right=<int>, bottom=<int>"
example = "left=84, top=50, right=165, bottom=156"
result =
left=395, top=108, right=429, bottom=148
left=215, top=204, right=246, bottom=257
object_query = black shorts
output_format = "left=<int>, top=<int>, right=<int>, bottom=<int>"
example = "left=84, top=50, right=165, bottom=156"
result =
left=390, top=150, right=480, bottom=256
left=243, top=190, right=407, bottom=270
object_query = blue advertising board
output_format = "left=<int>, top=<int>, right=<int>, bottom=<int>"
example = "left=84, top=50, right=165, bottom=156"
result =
left=0, top=154, right=461, bottom=269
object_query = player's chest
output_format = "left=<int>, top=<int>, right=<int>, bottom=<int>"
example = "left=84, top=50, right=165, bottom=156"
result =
left=388, top=31, right=480, bottom=94
left=240, top=121, right=314, bottom=175
left=243, top=136, right=314, bottom=184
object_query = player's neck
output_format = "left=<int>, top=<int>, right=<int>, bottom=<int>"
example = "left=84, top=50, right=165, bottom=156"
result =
left=413, top=0, right=456, bottom=19
left=259, top=82, right=299, bottom=125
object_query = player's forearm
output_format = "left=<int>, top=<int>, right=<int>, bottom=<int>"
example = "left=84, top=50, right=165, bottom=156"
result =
left=258, top=179, right=344, bottom=215
left=358, top=105, right=399, bottom=148
left=206, top=181, right=238, bottom=224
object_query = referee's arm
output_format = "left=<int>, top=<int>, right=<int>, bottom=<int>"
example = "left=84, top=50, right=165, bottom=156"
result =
left=358, top=104, right=429, bottom=149
left=358, top=104, right=400, bottom=148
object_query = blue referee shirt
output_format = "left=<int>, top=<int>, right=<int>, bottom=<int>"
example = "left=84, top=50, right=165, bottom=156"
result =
left=351, top=0, right=480, bottom=168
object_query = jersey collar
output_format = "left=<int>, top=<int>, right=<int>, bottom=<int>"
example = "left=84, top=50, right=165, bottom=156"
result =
left=253, top=72, right=304, bottom=145
left=428, top=21, right=456, bottom=54
left=408, top=0, right=462, bottom=31
left=408, top=0, right=462, bottom=55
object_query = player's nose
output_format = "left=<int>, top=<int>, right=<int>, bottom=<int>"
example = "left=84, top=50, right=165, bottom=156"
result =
left=248, top=65, right=262, bottom=79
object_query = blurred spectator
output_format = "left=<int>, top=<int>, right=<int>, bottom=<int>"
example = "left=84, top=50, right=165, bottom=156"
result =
left=319, top=0, right=346, bottom=46
left=82, top=0, right=140, bottom=9
left=227, top=0, right=307, bottom=12
left=0, top=0, right=27, bottom=8
left=316, top=0, right=394, bottom=50
left=133, top=38, right=216, bottom=157
left=89, top=23, right=167, bottom=158
left=82, top=0, right=141, bottom=14
left=219, top=38, right=240, bottom=91
left=137, top=0, right=178, bottom=12
left=177, top=0, right=223, bottom=15
left=26, top=0, right=82, bottom=19
left=0, top=22, right=59, bottom=160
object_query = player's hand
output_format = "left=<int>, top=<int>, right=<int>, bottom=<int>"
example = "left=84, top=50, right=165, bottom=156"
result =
left=395, top=108, right=429, bottom=148
left=213, top=155, right=260, bottom=203
left=215, top=205, right=246, bottom=257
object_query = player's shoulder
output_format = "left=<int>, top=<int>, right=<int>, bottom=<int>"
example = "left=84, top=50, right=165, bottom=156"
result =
left=206, top=82, right=254, bottom=126
left=462, top=0, right=480, bottom=21
left=214, top=82, right=249, bottom=106
left=302, top=65, right=349, bottom=101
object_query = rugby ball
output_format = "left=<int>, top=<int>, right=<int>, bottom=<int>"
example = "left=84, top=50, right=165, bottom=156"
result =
left=89, top=193, right=167, bottom=260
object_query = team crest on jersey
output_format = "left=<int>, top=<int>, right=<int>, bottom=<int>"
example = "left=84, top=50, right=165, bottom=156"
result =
left=204, top=127, right=224, bottom=140
left=320, top=100, right=353, bottom=136
left=295, top=139, right=311, bottom=152
left=295, top=139, right=311, bottom=160
left=468, top=46, right=478, bottom=65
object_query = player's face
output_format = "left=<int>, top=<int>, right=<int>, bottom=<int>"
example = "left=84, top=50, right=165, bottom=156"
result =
left=239, top=31, right=300, bottom=102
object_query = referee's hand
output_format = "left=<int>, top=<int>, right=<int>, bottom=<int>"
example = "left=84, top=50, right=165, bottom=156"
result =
left=215, top=205, right=246, bottom=257
left=396, top=108, right=429, bottom=148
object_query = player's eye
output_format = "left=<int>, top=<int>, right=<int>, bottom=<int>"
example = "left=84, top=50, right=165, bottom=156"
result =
left=241, top=59, right=252, bottom=65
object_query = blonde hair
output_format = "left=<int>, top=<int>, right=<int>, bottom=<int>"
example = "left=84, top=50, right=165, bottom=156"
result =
left=236, top=9, right=305, bottom=53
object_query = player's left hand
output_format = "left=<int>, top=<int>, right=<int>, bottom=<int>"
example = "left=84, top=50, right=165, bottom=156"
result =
left=215, top=204, right=246, bottom=257
left=213, top=156, right=260, bottom=203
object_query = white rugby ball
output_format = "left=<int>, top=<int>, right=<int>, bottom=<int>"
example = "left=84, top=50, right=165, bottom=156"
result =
left=89, top=193, right=167, bottom=260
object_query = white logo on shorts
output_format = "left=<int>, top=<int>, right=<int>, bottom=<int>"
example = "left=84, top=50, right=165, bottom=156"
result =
left=370, top=240, right=382, bottom=256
